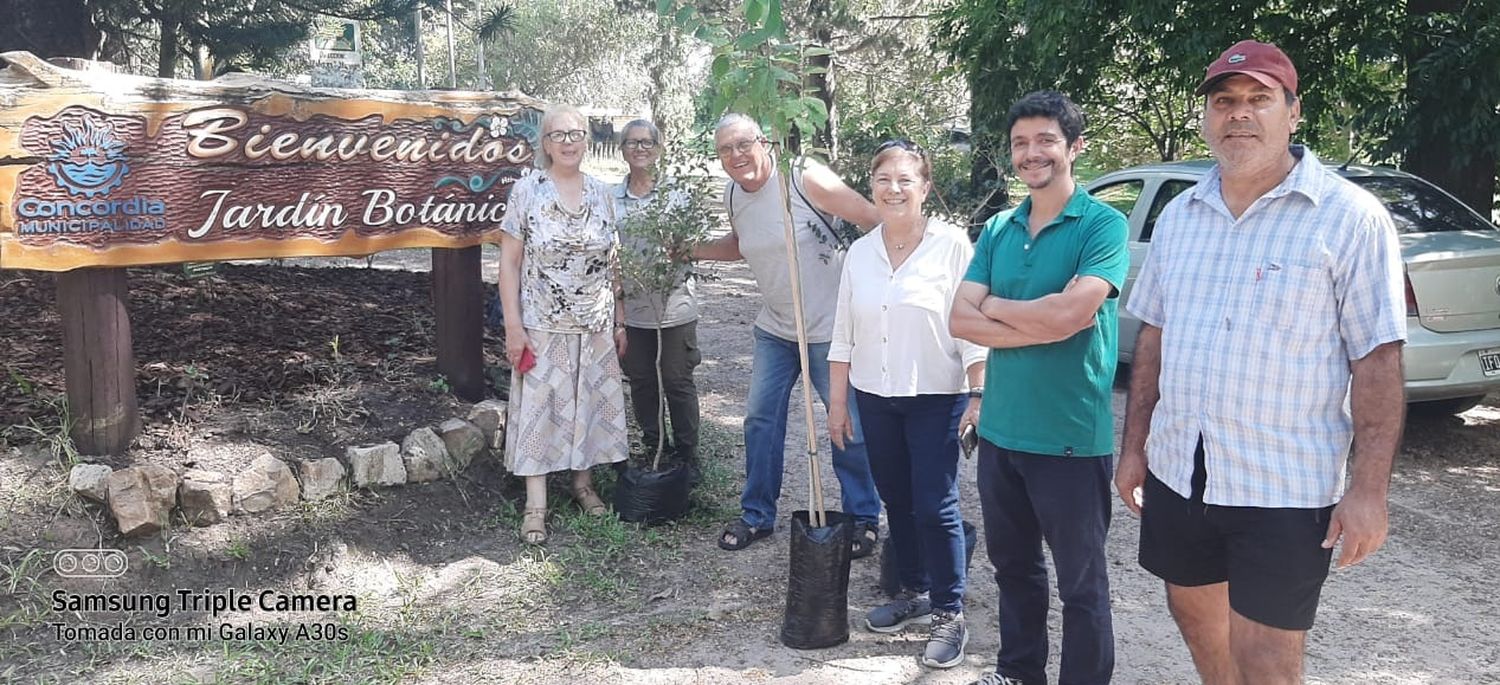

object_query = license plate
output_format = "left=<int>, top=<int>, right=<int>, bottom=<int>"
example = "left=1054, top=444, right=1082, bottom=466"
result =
left=1482, top=348, right=1500, bottom=377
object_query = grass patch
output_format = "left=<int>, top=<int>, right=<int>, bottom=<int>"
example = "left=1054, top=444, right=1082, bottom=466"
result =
left=682, top=421, right=742, bottom=525
left=0, top=548, right=53, bottom=631
left=549, top=507, right=668, bottom=600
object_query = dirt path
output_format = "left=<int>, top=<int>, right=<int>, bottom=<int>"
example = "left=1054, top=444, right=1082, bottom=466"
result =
left=2, top=258, right=1497, bottom=684
left=485, top=261, right=1500, bottom=685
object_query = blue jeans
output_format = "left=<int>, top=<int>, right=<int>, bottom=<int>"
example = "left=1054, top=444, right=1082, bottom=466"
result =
left=740, top=327, right=881, bottom=531
left=856, top=389, right=967, bottom=613
left=977, top=440, right=1114, bottom=685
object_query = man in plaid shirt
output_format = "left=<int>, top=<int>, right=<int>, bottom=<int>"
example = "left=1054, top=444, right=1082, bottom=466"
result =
left=1117, top=40, right=1407, bottom=684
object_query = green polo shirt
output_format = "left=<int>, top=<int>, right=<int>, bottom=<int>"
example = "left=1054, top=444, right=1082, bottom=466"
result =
left=964, top=186, right=1129, bottom=457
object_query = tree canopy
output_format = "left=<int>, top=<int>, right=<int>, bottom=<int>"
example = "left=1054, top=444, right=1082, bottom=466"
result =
left=935, top=0, right=1500, bottom=215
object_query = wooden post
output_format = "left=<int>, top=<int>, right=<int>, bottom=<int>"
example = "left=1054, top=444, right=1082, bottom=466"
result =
left=56, top=267, right=138, bottom=455
left=433, top=246, right=484, bottom=402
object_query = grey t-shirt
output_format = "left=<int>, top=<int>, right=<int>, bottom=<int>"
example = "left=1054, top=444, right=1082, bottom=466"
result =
left=725, top=165, right=846, bottom=343
left=612, top=179, right=700, bottom=328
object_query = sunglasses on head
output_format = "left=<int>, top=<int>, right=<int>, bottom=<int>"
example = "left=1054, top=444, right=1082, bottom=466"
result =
left=875, top=138, right=925, bottom=156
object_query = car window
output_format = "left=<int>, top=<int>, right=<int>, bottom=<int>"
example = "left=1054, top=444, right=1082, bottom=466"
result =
left=1140, top=179, right=1196, bottom=243
left=1348, top=176, right=1496, bottom=234
left=1090, top=180, right=1144, bottom=218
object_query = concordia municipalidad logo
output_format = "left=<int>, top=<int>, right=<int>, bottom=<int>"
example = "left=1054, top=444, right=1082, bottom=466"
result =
left=46, top=114, right=131, bottom=198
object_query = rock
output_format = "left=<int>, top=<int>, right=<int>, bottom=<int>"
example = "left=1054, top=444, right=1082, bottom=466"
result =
left=178, top=470, right=232, bottom=526
left=348, top=442, right=405, bottom=488
left=106, top=465, right=178, bottom=537
left=69, top=463, right=113, bottom=504
left=233, top=454, right=299, bottom=513
left=401, top=427, right=451, bottom=482
left=232, top=470, right=276, bottom=514
left=467, top=400, right=508, bottom=451
left=437, top=418, right=484, bottom=470
left=298, top=458, right=346, bottom=501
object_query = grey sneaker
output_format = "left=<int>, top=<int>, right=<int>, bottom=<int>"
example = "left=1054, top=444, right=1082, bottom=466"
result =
left=969, top=673, right=1025, bottom=685
left=865, top=590, right=932, bottom=633
left=922, top=610, right=969, bottom=668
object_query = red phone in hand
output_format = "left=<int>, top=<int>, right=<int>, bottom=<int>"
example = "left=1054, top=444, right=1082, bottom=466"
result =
left=516, top=347, right=536, bottom=374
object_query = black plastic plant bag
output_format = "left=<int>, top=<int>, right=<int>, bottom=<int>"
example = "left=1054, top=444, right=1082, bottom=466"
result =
left=612, top=462, right=691, bottom=525
left=780, top=510, right=854, bottom=649
left=878, top=519, right=979, bottom=598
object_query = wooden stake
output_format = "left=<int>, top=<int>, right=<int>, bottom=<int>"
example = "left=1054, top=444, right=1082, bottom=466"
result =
left=57, top=267, right=138, bottom=455
left=775, top=164, right=826, bottom=528
left=433, top=246, right=484, bottom=402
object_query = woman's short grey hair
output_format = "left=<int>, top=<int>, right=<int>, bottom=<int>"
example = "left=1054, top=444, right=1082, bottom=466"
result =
left=534, top=104, right=585, bottom=170
left=621, top=118, right=660, bottom=144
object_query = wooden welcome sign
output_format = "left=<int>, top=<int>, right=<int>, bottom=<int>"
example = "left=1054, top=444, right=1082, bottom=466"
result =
left=0, top=51, right=544, bottom=271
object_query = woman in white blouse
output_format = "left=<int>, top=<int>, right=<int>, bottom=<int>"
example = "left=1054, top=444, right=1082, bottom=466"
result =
left=827, top=139, right=985, bottom=669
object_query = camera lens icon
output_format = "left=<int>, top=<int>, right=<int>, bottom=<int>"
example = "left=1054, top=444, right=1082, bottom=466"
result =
left=54, top=549, right=128, bottom=578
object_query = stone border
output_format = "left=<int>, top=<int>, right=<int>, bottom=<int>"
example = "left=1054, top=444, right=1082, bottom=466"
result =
left=68, top=399, right=507, bottom=537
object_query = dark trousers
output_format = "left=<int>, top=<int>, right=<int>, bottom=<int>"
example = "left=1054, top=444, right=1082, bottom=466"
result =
left=621, top=321, right=701, bottom=464
left=977, top=440, right=1114, bottom=685
left=855, top=389, right=967, bottom=613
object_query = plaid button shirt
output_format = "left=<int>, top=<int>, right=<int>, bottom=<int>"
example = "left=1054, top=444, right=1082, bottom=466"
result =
left=1126, top=147, right=1407, bottom=508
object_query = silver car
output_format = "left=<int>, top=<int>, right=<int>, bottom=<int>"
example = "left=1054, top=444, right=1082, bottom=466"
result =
left=1087, top=161, right=1500, bottom=416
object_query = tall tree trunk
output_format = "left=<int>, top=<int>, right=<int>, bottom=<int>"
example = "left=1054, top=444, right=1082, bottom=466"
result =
left=646, top=19, right=677, bottom=138
left=806, top=0, right=837, bottom=162
left=157, top=16, right=180, bottom=78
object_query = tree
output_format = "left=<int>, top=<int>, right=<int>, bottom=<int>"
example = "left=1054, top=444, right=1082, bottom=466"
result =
left=934, top=0, right=1500, bottom=216
left=0, top=0, right=106, bottom=61
left=478, top=0, right=653, bottom=107
left=1396, top=0, right=1500, bottom=215
left=664, top=0, right=839, bottom=524
left=142, top=0, right=431, bottom=78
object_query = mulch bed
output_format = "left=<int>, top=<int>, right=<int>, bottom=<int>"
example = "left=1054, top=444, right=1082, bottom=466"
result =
left=1, top=264, right=505, bottom=461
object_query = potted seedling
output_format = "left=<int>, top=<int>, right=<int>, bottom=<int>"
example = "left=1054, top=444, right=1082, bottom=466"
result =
left=612, top=143, right=719, bottom=524
left=664, top=0, right=853, bottom=649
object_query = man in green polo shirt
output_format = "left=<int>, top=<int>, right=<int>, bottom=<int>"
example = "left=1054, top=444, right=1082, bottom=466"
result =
left=951, top=90, right=1128, bottom=685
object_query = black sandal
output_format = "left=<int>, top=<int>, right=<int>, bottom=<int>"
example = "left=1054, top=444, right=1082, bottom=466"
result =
left=718, top=519, right=772, bottom=551
left=851, top=523, right=879, bottom=559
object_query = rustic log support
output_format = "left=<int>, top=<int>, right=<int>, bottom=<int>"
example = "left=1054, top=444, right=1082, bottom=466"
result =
left=56, top=267, right=138, bottom=455
left=432, top=246, right=484, bottom=402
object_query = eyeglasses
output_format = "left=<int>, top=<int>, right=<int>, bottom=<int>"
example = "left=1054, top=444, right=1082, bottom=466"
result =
left=544, top=129, right=587, bottom=143
left=622, top=139, right=658, bottom=151
left=716, top=138, right=765, bottom=157
left=875, top=138, right=925, bottom=156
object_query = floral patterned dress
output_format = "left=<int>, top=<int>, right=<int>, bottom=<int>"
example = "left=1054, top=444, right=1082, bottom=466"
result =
left=498, top=171, right=628, bottom=476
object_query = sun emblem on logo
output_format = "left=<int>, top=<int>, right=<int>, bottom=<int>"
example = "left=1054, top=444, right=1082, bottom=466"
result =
left=46, top=114, right=130, bottom=198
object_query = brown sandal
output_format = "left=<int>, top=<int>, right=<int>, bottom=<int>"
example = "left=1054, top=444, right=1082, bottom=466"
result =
left=572, top=485, right=608, bottom=516
left=521, top=507, right=547, bottom=544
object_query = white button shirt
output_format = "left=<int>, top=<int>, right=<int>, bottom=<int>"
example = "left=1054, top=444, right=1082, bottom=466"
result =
left=1127, top=147, right=1407, bottom=508
left=829, top=219, right=986, bottom=396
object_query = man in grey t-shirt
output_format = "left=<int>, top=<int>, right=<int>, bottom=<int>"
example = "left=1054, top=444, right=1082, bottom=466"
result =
left=691, top=113, right=884, bottom=554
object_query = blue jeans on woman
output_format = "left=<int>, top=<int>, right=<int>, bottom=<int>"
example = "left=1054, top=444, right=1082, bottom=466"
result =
left=740, top=327, right=881, bottom=531
left=855, top=389, right=967, bottom=613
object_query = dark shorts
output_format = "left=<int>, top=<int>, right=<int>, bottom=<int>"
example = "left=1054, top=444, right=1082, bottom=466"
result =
left=1138, top=440, right=1335, bottom=631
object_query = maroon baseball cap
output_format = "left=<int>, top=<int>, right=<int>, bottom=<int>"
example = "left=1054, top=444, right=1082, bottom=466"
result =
left=1195, top=40, right=1298, bottom=96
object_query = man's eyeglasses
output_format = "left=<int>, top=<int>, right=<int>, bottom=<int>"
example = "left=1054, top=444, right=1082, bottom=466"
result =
left=544, top=129, right=587, bottom=143
left=716, top=138, right=765, bottom=157
left=875, top=138, right=925, bottom=156
left=622, top=139, right=658, bottom=151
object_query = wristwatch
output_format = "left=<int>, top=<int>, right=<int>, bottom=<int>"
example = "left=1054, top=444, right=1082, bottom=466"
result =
left=968, top=387, right=984, bottom=399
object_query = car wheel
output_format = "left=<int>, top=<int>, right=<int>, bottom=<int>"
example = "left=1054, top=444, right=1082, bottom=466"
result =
left=1409, top=395, right=1486, bottom=418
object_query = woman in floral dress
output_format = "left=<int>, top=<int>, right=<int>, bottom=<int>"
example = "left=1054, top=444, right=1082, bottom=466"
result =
left=497, top=104, right=629, bottom=544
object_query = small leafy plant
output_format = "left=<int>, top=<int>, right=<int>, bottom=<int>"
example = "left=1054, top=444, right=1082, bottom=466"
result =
left=615, top=141, right=720, bottom=470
